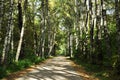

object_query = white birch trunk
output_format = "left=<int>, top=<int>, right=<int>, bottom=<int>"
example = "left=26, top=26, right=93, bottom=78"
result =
left=15, top=0, right=27, bottom=62
left=1, top=0, right=14, bottom=63
left=15, top=15, right=25, bottom=62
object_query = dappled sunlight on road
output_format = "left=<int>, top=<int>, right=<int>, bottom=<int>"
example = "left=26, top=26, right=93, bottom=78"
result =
left=14, top=56, right=83, bottom=80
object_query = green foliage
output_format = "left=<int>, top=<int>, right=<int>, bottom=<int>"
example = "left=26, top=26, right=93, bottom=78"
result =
left=0, top=67, right=7, bottom=79
left=0, top=54, right=44, bottom=79
left=72, top=58, right=111, bottom=80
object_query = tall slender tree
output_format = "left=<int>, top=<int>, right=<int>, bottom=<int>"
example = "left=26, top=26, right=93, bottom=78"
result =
left=15, top=0, right=28, bottom=62
left=1, top=0, right=14, bottom=64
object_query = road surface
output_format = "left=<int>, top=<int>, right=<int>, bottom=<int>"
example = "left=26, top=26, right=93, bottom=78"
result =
left=14, top=56, right=83, bottom=80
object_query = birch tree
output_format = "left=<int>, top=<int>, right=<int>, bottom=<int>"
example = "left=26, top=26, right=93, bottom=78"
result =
left=15, top=0, right=28, bottom=62
left=1, top=0, right=14, bottom=64
left=115, top=0, right=120, bottom=75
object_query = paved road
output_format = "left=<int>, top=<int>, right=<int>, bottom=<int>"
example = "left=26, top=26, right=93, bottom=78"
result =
left=11, top=56, right=83, bottom=80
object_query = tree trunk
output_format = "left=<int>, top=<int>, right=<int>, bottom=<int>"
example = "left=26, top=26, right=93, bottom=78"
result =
left=115, top=0, right=120, bottom=75
left=1, top=0, right=14, bottom=64
left=15, top=0, right=27, bottom=62
left=0, top=0, right=4, bottom=31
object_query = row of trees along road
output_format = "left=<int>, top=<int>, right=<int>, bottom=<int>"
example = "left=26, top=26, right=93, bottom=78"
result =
left=0, top=0, right=120, bottom=79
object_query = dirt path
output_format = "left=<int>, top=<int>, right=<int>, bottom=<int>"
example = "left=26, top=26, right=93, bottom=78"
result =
left=2, top=56, right=98, bottom=80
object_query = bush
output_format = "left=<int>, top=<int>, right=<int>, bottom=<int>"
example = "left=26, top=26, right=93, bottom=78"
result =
left=0, top=67, right=7, bottom=79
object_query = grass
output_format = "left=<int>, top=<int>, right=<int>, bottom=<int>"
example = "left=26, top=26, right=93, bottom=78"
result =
left=0, top=56, right=45, bottom=79
left=71, top=58, right=112, bottom=80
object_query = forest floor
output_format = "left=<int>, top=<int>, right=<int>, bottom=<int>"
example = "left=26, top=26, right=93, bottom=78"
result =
left=2, top=56, right=99, bottom=80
